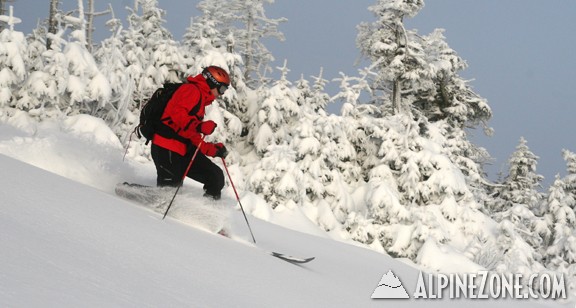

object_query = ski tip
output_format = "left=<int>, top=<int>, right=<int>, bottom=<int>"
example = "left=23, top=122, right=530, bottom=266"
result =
left=271, top=252, right=315, bottom=264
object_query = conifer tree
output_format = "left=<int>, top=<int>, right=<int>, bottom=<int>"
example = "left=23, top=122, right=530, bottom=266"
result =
left=18, top=24, right=68, bottom=119
left=23, top=25, right=47, bottom=72
left=121, top=0, right=182, bottom=105
left=416, top=29, right=492, bottom=129
left=562, top=149, right=576, bottom=204
left=344, top=49, right=487, bottom=260
left=93, top=7, right=131, bottom=129
left=416, top=29, right=493, bottom=196
left=493, top=220, right=547, bottom=277
left=544, top=176, right=576, bottom=268
left=246, top=60, right=299, bottom=154
left=61, top=0, right=111, bottom=115
left=247, top=142, right=304, bottom=209
left=332, top=72, right=369, bottom=117
left=183, top=1, right=226, bottom=57
left=332, top=71, right=380, bottom=177
left=291, top=75, right=328, bottom=203
left=289, top=70, right=362, bottom=233
left=356, top=0, right=492, bottom=199
left=356, top=0, right=424, bottom=113
left=541, top=152, right=576, bottom=270
left=207, top=0, right=286, bottom=87
left=306, top=68, right=330, bottom=115
left=487, top=137, right=548, bottom=260
left=496, top=137, right=544, bottom=213
left=0, top=6, right=26, bottom=108
left=9, top=7, right=47, bottom=114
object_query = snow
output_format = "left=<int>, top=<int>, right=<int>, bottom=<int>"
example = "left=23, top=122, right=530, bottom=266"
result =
left=0, top=116, right=572, bottom=307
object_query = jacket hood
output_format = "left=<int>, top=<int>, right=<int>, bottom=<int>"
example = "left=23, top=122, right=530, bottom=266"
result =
left=187, top=74, right=216, bottom=104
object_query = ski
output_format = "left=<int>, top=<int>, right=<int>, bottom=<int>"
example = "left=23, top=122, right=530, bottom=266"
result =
left=270, top=252, right=315, bottom=264
left=115, top=182, right=171, bottom=210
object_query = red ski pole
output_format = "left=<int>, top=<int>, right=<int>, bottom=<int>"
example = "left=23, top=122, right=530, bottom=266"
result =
left=221, top=157, right=256, bottom=243
left=162, top=138, right=204, bottom=220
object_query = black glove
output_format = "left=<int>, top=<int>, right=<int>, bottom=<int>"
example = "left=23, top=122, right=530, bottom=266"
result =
left=215, top=144, right=228, bottom=159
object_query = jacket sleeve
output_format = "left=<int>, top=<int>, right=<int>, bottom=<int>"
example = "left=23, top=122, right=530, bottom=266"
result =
left=162, top=85, right=203, bottom=142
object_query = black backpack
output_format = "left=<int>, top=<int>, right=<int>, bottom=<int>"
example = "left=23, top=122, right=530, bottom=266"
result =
left=136, top=83, right=183, bottom=144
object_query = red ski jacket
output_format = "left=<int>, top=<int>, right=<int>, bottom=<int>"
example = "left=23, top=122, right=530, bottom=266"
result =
left=152, top=74, right=221, bottom=157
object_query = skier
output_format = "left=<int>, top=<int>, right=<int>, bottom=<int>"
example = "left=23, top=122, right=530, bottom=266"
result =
left=151, top=66, right=230, bottom=200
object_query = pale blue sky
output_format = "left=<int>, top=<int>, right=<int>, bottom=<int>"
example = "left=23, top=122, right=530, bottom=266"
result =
left=11, top=1, right=576, bottom=187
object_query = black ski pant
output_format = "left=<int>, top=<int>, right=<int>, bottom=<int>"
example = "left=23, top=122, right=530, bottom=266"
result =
left=151, top=143, right=225, bottom=198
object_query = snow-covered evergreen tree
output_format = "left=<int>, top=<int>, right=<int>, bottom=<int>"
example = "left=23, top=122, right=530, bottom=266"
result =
left=186, top=0, right=247, bottom=95
left=121, top=0, right=182, bottom=105
left=338, top=0, right=495, bottom=261
left=8, top=8, right=48, bottom=115
left=493, top=137, right=544, bottom=213
left=486, top=137, right=548, bottom=259
left=415, top=29, right=492, bottom=129
left=24, top=24, right=47, bottom=72
left=183, top=1, right=226, bottom=57
left=217, top=0, right=286, bottom=87
left=291, top=75, right=328, bottom=203
left=414, top=29, right=493, bottom=199
left=18, top=25, right=68, bottom=119
left=246, top=61, right=298, bottom=154
left=332, top=72, right=370, bottom=117
left=357, top=1, right=493, bottom=209
left=93, top=7, right=132, bottom=131
left=544, top=176, right=576, bottom=267
left=367, top=113, right=485, bottom=258
left=0, top=6, right=26, bottom=109
left=562, top=149, right=576, bottom=205
left=287, top=70, right=365, bottom=238
left=540, top=152, right=576, bottom=295
left=15, top=0, right=110, bottom=118
left=247, top=142, right=304, bottom=209
left=492, top=220, right=547, bottom=278
left=542, top=150, right=576, bottom=268
left=61, top=1, right=111, bottom=115
left=356, top=0, right=424, bottom=113
left=304, top=68, right=330, bottom=115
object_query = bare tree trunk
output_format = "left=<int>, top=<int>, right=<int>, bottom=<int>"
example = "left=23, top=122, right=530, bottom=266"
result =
left=0, top=0, right=5, bottom=32
left=243, top=10, right=254, bottom=84
left=47, top=0, right=59, bottom=49
left=1, top=0, right=15, bottom=31
left=86, top=0, right=94, bottom=50
left=392, top=18, right=409, bottom=115
left=391, top=23, right=403, bottom=114
left=84, top=0, right=111, bottom=51
left=392, top=79, right=401, bottom=114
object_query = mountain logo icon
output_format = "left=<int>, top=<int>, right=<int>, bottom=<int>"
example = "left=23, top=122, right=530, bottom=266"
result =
left=371, top=270, right=410, bottom=299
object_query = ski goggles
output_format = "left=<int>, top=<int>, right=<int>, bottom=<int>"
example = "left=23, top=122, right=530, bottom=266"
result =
left=203, top=71, right=229, bottom=96
left=217, top=84, right=229, bottom=95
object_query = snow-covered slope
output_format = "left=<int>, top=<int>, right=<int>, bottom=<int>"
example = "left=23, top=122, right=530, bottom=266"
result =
left=0, top=117, right=572, bottom=307
left=0, top=153, right=396, bottom=307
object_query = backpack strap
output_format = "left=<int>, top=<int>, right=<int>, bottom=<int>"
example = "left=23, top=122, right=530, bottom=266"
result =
left=155, top=83, right=203, bottom=145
